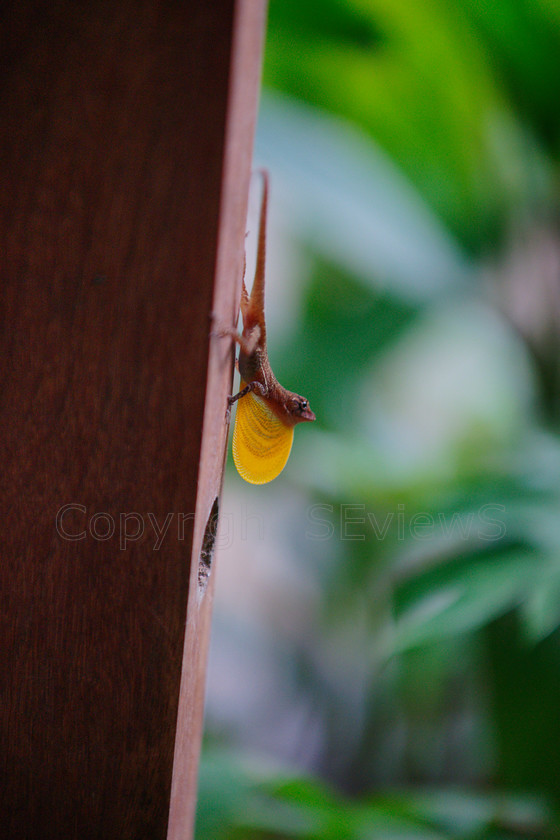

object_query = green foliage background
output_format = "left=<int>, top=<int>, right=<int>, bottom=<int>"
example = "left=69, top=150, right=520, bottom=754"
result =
left=196, top=1, right=560, bottom=837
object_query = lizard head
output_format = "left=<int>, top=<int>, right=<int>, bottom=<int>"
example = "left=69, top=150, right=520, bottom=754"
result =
left=285, top=394, right=316, bottom=424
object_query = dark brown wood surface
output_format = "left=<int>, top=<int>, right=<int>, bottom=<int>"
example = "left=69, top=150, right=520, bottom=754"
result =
left=0, top=2, right=266, bottom=838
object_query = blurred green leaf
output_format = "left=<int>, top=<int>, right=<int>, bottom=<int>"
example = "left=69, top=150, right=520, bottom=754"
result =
left=275, top=263, right=419, bottom=432
left=265, top=0, right=548, bottom=249
left=522, top=572, right=560, bottom=644
left=196, top=748, right=553, bottom=840
left=461, top=0, right=560, bottom=146
left=390, top=548, right=552, bottom=653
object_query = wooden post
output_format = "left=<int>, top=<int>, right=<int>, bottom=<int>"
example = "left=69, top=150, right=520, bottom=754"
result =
left=0, top=2, right=266, bottom=838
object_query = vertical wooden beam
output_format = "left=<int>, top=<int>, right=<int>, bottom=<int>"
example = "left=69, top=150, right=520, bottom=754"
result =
left=168, top=2, right=268, bottom=836
left=0, top=1, right=266, bottom=838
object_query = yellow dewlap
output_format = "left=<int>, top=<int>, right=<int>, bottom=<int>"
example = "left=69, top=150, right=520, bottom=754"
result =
left=232, top=381, right=294, bottom=484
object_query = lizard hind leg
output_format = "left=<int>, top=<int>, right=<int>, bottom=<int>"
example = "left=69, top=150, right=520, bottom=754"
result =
left=240, top=271, right=250, bottom=321
left=210, top=321, right=260, bottom=357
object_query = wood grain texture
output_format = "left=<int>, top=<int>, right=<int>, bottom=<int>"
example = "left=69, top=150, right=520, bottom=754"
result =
left=0, top=1, right=266, bottom=838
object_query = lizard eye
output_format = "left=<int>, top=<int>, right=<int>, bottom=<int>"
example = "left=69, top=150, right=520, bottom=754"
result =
left=288, top=397, right=310, bottom=415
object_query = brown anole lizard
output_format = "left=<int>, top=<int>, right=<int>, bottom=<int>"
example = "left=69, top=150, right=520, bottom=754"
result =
left=221, top=170, right=315, bottom=484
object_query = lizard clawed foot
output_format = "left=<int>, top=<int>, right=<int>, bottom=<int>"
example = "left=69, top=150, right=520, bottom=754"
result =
left=225, top=392, right=239, bottom=424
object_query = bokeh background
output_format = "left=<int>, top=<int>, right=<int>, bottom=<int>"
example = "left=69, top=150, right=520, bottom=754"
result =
left=196, top=1, right=560, bottom=837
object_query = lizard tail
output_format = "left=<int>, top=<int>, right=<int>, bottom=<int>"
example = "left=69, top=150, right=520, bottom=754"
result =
left=240, top=254, right=250, bottom=321
left=247, top=169, right=268, bottom=340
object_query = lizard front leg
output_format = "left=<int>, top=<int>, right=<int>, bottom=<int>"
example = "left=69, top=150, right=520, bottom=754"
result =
left=226, top=380, right=266, bottom=423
